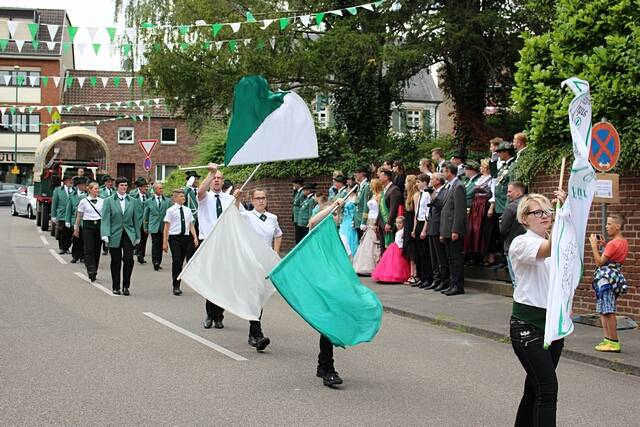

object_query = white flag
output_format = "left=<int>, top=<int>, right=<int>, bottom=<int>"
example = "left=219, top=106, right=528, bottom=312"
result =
left=178, top=204, right=278, bottom=321
left=544, top=77, right=597, bottom=347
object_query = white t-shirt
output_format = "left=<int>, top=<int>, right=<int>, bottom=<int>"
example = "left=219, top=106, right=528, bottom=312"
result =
left=509, top=229, right=550, bottom=309
left=241, top=209, right=283, bottom=248
left=77, top=197, right=103, bottom=220
left=197, top=191, right=243, bottom=239
left=163, top=204, right=194, bottom=235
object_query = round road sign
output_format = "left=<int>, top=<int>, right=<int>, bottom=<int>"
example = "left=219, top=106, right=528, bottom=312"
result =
left=590, top=122, right=620, bottom=172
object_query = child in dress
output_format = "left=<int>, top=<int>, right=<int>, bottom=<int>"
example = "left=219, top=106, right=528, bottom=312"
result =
left=372, top=216, right=411, bottom=283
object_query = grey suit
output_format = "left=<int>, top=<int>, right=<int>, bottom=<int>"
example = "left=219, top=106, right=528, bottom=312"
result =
left=427, top=186, right=449, bottom=287
left=439, top=178, right=467, bottom=292
left=499, top=197, right=526, bottom=254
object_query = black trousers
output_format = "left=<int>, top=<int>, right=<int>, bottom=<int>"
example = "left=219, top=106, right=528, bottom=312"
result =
left=57, top=223, right=72, bottom=251
left=443, top=237, right=465, bottom=290
left=168, top=235, right=194, bottom=289
left=109, top=233, right=134, bottom=290
left=135, top=225, right=148, bottom=259
left=510, top=317, right=564, bottom=426
left=356, top=228, right=363, bottom=241
left=150, top=231, right=163, bottom=266
left=428, top=236, right=449, bottom=287
left=318, top=334, right=334, bottom=372
left=71, top=229, right=84, bottom=261
left=414, top=221, right=433, bottom=283
left=82, top=221, right=101, bottom=276
left=205, top=301, right=264, bottom=337
left=295, top=224, right=308, bottom=244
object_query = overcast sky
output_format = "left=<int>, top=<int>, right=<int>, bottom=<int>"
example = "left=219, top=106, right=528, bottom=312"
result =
left=9, top=0, right=123, bottom=71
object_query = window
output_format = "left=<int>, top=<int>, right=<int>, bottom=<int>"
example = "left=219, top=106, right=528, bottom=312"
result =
left=161, top=127, right=176, bottom=144
left=0, top=113, right=40, bottom=133
left=155, top=164, right=177, bottom=182
left=0, top=70, right=40, bottom=87
left=316, top=111, right=328, bottom=128
left=406, top=110, right=422, bottom=131
left=118, top=127, right=134, bottom=144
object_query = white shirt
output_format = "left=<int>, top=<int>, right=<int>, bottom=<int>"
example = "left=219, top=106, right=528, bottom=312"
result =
left=164, top=204, right=194, bottom=235
left=395, top=229, right=404, bottom=249
left=416, top=190, right=431, bottom=221
left=241, top=209, right=283, bottom=248
left=509, top=230, right=550, bottom=309
left=366, top=198, right=379, bottom=220
left=116, top=192, right=127, bottom=214
left=77, top=197, right=104, bottom=220
left=198, top=191, right=244, bottom=239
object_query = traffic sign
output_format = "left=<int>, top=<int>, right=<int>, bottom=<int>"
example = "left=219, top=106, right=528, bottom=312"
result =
left=590, top=122, right=620, bottom=172
left=143, top=157, right=152, bottom=172
left=138, top=139, right=158, bottom=156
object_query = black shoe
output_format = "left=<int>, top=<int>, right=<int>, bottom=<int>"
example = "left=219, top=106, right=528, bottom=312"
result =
left=80, top=258, right=85, bottom=263
left=418, top=280, right=432, bottom=289
left=137, top=257, right=146, bottom=264
left=444, top=287, right=465, bottom=296
left=122, top=288, right=130, bottom=296
left=59, top=249, right=67, bottom=255
left=102, top=249, right=108, bottom=255
left=322, top=370, right=343, bottom=387
left=424, top=281, right=439, bottom=290
left=433, top=283, right=449, bottom=292
left=89, top=273, right=96, bottom=282
left=255, top=337, right=270, bottom=352
left=70, top=258, right=78, bottom=264
left=153, top=264, right=162, bottom=271
left=112, top=289, right=121, bottom=295
left=248, top=336, right=258, bottom=347
left=441, top=286, right=454, bottom=294
left=203, top=318, right=213, bottom=329
left=214, top=321, right=224, bottom=329
left=173, top=288, right=182, bottom=296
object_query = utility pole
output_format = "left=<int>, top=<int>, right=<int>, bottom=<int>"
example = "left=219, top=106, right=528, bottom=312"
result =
left=13, top=64, right=20, bottom=181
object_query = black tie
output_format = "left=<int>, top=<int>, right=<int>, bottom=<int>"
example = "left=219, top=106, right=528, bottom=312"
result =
left=157, top=197, right=161, bottom=208
left=179, top=206, right=186, bottom=235
left=215, top=194, right=222, bottom=217
left=90, top=199, right=97, bottom=204
left=259, top=214, right=267, bottom=222
left=417, top=192, right=423, bottom=217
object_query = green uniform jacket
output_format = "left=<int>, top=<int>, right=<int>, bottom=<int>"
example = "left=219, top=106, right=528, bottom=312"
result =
left=509, top=148, right=531, bottom=185
left=51, top=186, right=72, bottom=221
left=184, top=186, right=198, bottom=222
left=292, top=188, right=304, bottom=223
left=296, top=194, right=317, bottom=227
left=128, top=188, right=149, bottom=226
left=143, top=195, right=171, bottom=234
left=354, top=180, right=371, bottom=228
left=99, top=185, right=115, bottom=199
left=329, top=187, right=348, bottom=203
left=101, top=194, right=141, bottom=248
left=464, top=174, right=479, bottom=208
left=494, top=158, right=515, bottom=214
left=64, top=190, right=87, bottom=226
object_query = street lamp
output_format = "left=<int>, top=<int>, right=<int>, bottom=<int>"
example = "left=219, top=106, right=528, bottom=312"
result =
left=13, top=65, right=19, bottom=178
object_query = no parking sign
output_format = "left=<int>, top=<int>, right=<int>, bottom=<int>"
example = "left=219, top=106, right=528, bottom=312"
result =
left=589, top=122, right=620, bottom=172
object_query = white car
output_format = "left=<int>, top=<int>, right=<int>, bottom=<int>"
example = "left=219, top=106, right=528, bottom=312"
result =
left=11, top=185, right=36, bottom=219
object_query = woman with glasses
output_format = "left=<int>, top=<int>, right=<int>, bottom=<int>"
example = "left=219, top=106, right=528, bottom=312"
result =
left=508, top=190, right=566, bottom=426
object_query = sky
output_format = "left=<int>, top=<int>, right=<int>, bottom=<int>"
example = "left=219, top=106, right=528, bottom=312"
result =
left=8, top=0, right=123, bottom=71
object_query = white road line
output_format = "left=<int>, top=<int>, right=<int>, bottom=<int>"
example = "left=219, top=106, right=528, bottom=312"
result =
left=142, top=312, right=248, bottom=361
left=39, top=235, right=49, bottom=246
left=48, top=249, right=67, bottom=264
left=74, top=272, right=116, bottom=296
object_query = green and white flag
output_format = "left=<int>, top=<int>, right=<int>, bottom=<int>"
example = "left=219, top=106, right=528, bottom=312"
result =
left=544, top=77, right=597, bottom=347
left=224, top=75, right=318, bottom=166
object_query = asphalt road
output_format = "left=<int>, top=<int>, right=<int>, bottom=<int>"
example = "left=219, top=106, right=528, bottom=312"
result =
left=1, top=207, right=639, bottom=426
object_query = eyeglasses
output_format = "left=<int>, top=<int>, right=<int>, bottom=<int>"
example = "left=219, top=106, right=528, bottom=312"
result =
left=526, top=209, right=551, bottom=218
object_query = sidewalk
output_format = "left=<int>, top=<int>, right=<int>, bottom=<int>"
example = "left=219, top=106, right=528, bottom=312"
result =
left=361, top=277, right=640, bottom=377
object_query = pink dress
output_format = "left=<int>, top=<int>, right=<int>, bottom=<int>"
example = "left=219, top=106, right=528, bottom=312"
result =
left=372, top=229, right=411, bottom=283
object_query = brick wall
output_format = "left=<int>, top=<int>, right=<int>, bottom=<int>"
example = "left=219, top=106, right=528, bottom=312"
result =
left=530, top=170, right=640, bottom=320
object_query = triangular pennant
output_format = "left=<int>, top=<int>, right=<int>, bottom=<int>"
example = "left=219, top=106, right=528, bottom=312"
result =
left=261, top=19, right=273, bottom=30
left=115, top=101, right=122, bottom=107
left=154, top=98, right=161, bottom=104
left=106, top=27, right=117, bottom=42
left=95, top=103, right=101, bottom=110
left=62, top=42, right=72, bottom=54
left=122, top=43, right=132, bottom=56
left=31, top=40, right=40, bottom=51
left=87, top=27, right=99, bottom=41
left=228, top=40, right=237, bottom=52
left=373, top=1, right=383, bottom=8
left=76, top=43, right=86, bottom=56
left=141, top=22, right=155, bottom=29
left=7, top=21, right=18, bottom=39
left=211, top=23, right=223, bottom=37
left=125, top=77, right=133, bottom=88
left=53, top=77, right=60, bottom=87
left=65, top=105, right=73, bottom=112
left=299, top=15, right=311, bottom=27
left=230, top=22, right=241, bottom=33
left=16, top=74, right=25, bottom=86
left=214, top=41, right=223, bottom=50
left=113, top=77, right=121, bottom=87
left=165, top=42, right=174, bottom=50
left=139, top=106, right=145, bottom=112
left=270, top=37, right=276, bottom=49
left=18, top=107, right=26, bottom=113
left=136, top=76, right=144, bottom=87
left=101, top=77, right=109, bottom=87
left=56, top=105, right=63, bottom=112
left=243, top=39, right=251, bottom=47
left=138, top=114, right=145, bottom=121
left=15, top=39, right=25, bottom=52
left=362, top=3, right=375, bottom=11
left=47, top=24, right=59, bottom=41
left=125, top=27, right=136, bottom=41
left=27, top=23, right=39, bottom=40
left=256, top=38, right=265, bottom=49
left=28, top=106, right=37, bottom=113
left=0, top=39, right=8, bottom=51
left=130, top=115, right=137, bottom=122
left=9, top=107, right=16, bottom=114
left=279, top=17, right=290, bottom=30
left=178, top=25, right=190, bottom=35
left=95, top=120, right=101, bottom=125
left=2, top=75, right=10, bottom=86
left=28, top=75, right=38, bottom=86
left=41, top=76, right=49, bottom=87
left=346, top=7, right=358, bottom=15
left=330, top=10, right=343, bottom=16
left=246, top=11, right=257, bottom=23
left=0, top=107, right=5, bottom=115
left=127, top=100, right=135, bottom=107
left=180, top=42, right=188, bottom=51
left=203, top=40, right=211, bottom=50
left=315, top=13, right=325, bottom=26
left=89, top=76, right=97, bottom=87
left=77, top=77, right=86, bottom=88
left=134, top=100, right=141, bottom=106
left=46, top=106, right=52, bottom=114
left=92, top=43, right=101, bottom=55
left=84, top=105, right=91, bottom=112
left=67, top=26, right=78, bottom=42
left=46, top=41, right=56, bottom=50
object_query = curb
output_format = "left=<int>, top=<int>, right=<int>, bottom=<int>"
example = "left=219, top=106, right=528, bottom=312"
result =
left=383, top=305, right=640, bottom=377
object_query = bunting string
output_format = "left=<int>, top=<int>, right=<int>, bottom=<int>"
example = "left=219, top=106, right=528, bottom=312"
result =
left=0, top=98, right=164, bottom=115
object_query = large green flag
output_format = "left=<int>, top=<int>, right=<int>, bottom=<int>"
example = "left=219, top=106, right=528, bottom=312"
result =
left=268, top=215, right=383, bottom=347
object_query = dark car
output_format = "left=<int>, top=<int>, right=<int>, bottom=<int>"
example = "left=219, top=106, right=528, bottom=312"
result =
left=0, top=182, right=21, bottom=206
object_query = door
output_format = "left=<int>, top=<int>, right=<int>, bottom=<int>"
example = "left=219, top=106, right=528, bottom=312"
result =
left=14, top=186, right=28, bottom=213
left=117, top=163, right=135, bottom=185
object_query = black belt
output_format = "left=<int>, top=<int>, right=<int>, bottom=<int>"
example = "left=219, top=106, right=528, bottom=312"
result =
left=83, top=219, right=101, bottom=226
left=169, top=234, right=190, bottom=237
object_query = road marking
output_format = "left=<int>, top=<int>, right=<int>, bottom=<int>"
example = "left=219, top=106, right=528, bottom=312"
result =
left=39, top=235, right=49, bottom=246
left=74, top=272, right=116, bottom=297
left=142, top=312, right=248, bottom=361
left=49, top=249, right=67, bottom=264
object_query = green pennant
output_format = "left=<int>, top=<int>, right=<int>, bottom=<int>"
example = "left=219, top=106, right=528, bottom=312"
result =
left=228, top=40, right=237, bottom=52
left=346, top=7, right=358, bottom=15
left=9, top=107, right=16, bottom=114
left=180, top=42, right=188, bottom=51
left=122, top=43, right=132, bottom=56
left=211, top=23, right=223, bottom=37
left=0, top=39, right=8, bottom=51
left=65, top=76, right=74, bottom=88
left=113, top=76, right=121, bottom=88
left=28, top=106, right=36, bottom=113
left=92, top=43, right=101, bottom=55
left=127, top=101, right=135, bottom=107
left=246, top=11, right=257, bottom=23
left=179, top=25, right=190, bottom=35
left=65, top=105, right=73, bottom=112
left=106, top=27, right=117, bottom=43
left=67, top=26, right=79, bottom=42
left=373, top=1, right=383, bottom=8
left=141, top=22, right=155, bottom=29
left=136, top=76, right=144, bottom=87
left=315, top=13, right=325, bottom=26
left=41, top=76, right=49, bottom=87
left=203, top=41, right=211, bottom=50
left=89, top=76, right=97, bottom=87
left=32, top=40, right=40, bottom=50
left=153, top=43, right=161, bottom=52
left=28, top=23, right=39, bottom=40
left=46, top=106, right=53, bottom=114
left=62, top=42, right=72, bottom=54
left=257, top=38, right=265, bottom=49
left=16, top=75, right=25, bottom=86
left=279, top=17, right=290, bottom=30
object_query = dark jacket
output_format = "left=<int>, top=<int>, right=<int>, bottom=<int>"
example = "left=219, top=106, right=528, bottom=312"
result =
left=499, top=197, right=526, bottom=253
left=426, top=186, right=447, bottom=236
left=439, top=178, right=467, bottom=238
left=377, top=183, right=403, bottom=228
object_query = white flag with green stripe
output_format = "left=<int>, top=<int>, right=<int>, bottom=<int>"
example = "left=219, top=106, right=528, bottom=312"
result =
left=224, top=75, right=318, bottom=166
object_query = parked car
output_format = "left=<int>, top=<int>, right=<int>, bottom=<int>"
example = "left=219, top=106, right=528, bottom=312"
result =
left=0, top=182, right=21, bottom=206
left=11, top=185, right=37, bottom=219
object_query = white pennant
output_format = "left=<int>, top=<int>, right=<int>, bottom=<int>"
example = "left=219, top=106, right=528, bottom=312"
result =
left=362, top=3, right=375, bottom=11
left=125, top=77, right=133, bottom=88
left=125, top=27, right=136, bottom=41
left=18, top=107, right=26, bottom=113
left=77, top=77, right=86, bottom=88
left=299, top=15, right=311, bottom=27
left=165, top=42, right=174, bottom=50
left=86, top=27, right=99, bottom=42
left=330, top=10, right=343, bottom=16
left=2, top=75, right=10, bottom=85
left=95, top=103, right=101, bottom=110
left=46, top=41, right=56, bottom=50
left=15, top=39, right=25, bottom=52
left=0, top=107, right=5, bottom=115
left=270, top=37, right=276, bottom=49
left=155, top=104, right=162, bottom=109
left=56, top=105, right=63, bottom=112
left=243, top=39, right=251, bottom=46
left=96, top=120, right=101, bottom=125
left=84, top=106, right=91, bottom=112
left=115, top=101, right=122, bottom=107
left=28, top=75, right=38, bottom=86
left=139, top=106, right=145, bottom=112
left=101, top=77, right=109, bottom=87
left=76, top=43, right=86, bottom=55
left=47, top=24, right=59, bottom=41
left=105, top=103, right=111, bottom=110
left=215, top=41, right=223, bottom=50
left=138, top=115, right=145, bottom=121
left=53, top=77, right=60, bottom=87
left=261, top=19, right=273, bottom=29
left=154, top=98, right=161, bottom=104
left=7, top=21, right=18, bottom=39
left=230, top=22, right=241, bottom=33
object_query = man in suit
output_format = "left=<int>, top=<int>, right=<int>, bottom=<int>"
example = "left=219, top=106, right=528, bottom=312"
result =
left=425, top=173, right=450, bottom=291
left=99, top=174, right=115, bottom=198
left=129, top=177, right=150, bottom=264
left=353, top=166, right=371, bottom=241
left=377, top=169, right=402, bottom=252
left=144, top=182, right=170, bottom=271
left=499, top=181, right=527, bottom=285
left=183, top=170, right=201, bottom=240
left=431, top=147, right=447, bottom=173
left=65, top=176, right=88, bottom=263
left=101, top=177, right=140, bottom=295
left=51, top=171, right=74, bottom=254
left=292, top=178, right=305, bottom=243
left=439, top=162, right=467, bottom=296
left=295, top=183, right=317, bottom=243
left=414, top=174, right=433, bottom=288
left=329, top=175, right=348, bottom=202
left=492, top=141, right=516, bottom=268
left=488, top=137, right=504, bottom=179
